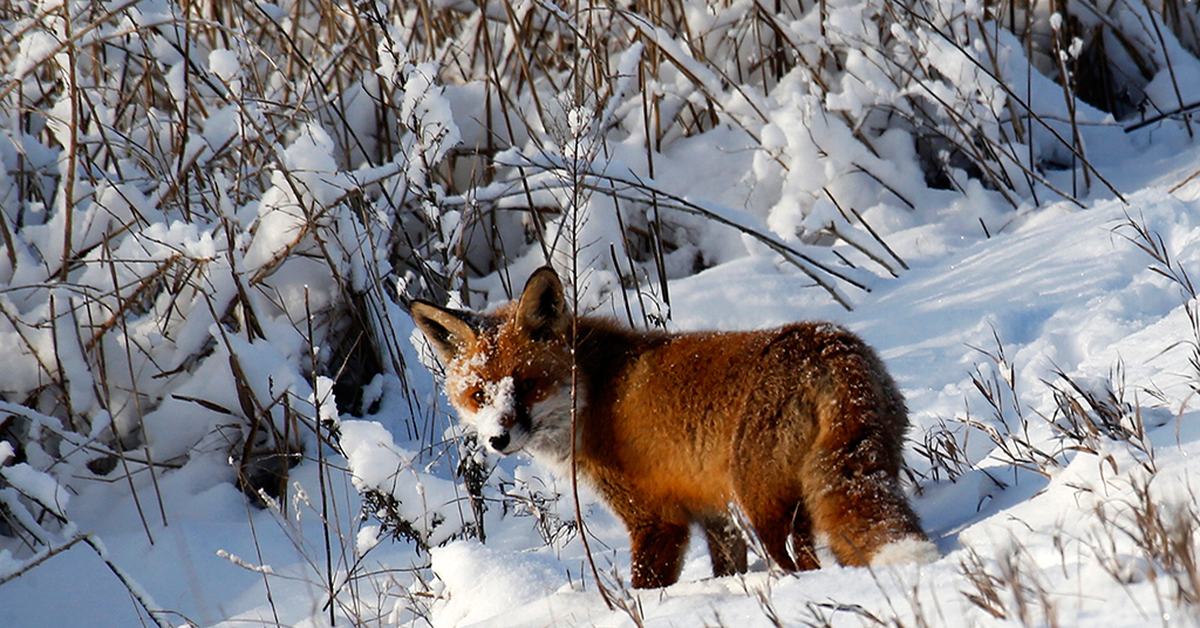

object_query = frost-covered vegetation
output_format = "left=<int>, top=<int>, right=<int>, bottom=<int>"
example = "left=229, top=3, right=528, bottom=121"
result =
left=4, top=0, right=1200, bottom=626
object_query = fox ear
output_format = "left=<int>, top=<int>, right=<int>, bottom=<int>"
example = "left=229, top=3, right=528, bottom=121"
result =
left=410, top=301, right=478, bottom=363
left=517, top=266, right=567, bottom=341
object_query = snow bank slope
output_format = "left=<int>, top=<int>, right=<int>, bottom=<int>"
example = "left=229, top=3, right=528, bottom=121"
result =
left=423, top=193, right=1200, bottom=628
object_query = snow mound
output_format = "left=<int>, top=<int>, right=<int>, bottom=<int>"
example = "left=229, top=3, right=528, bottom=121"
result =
left=430, top=541, right=570, bottom=627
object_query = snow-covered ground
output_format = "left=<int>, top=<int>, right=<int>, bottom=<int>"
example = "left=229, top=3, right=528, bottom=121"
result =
left=5, top=132, right=1200, bottom=627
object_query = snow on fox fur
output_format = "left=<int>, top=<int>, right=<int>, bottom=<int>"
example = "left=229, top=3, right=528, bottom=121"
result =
left=410, top=267, right=936, bottom=588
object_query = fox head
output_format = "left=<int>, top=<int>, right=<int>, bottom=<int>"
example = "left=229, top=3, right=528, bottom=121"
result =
left=410, top=267, right=579, bottom=461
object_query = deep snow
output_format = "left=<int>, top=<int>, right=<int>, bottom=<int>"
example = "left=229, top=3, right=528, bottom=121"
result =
left=6, top=136, right=1200, bottom=627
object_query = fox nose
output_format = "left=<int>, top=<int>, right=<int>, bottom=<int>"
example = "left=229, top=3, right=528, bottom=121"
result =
left=489, top=432, right=510, bottom=452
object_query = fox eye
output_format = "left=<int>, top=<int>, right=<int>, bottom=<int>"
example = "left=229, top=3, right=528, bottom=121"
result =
left=471, top=390, right=487, bottom=405
left=517, top=378, right=537, bottom=395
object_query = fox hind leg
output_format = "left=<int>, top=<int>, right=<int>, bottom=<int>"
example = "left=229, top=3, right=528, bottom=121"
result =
left=735, top=488, right=820, bottom=573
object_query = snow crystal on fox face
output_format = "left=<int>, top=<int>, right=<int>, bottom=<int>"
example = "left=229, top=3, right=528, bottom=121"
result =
left=445, top=348, right=486, bottom=398
left=454, top=375, right=515, bottom=443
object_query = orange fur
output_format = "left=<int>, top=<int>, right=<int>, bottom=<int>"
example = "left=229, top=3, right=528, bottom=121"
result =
left=411, top=267, right=932, bottom=588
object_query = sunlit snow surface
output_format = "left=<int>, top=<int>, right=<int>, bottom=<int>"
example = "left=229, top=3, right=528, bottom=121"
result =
left=5, top=155, right=1200, bottom=626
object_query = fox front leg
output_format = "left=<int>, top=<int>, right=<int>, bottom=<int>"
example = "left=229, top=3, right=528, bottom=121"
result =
left=702, top=514, right=748, bottom=577
left=628, top=520, right=690, bottom=588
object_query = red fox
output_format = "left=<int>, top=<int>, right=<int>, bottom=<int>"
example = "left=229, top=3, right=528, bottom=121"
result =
left=410, top=266, right=935, bottom=588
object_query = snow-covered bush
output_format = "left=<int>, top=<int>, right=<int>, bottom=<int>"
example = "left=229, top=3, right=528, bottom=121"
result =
left=0, top=0, right=474, bottom=552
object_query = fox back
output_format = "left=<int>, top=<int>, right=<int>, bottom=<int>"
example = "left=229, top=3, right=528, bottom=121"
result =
left=411, top=267, right=935, bottom=588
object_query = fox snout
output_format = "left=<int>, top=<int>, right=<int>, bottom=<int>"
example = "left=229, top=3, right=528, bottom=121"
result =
left=481, top=421, right=527, bottom=455
left=487, top=431, right=511, bottom=452
left=475, top=403, right=531, bottom=455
